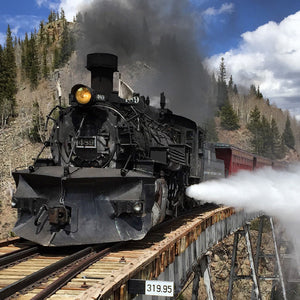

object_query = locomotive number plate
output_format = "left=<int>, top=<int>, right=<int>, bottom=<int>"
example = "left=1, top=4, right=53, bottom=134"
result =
left=145, top=280, right=174, bottom=297
left=76, top=136, right=96, bottom=148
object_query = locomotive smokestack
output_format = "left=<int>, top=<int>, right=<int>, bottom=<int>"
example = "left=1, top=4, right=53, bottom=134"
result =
left=86, top=53, right=118, bottom=96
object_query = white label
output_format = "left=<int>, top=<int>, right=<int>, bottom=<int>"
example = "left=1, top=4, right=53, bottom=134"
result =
left=145, top=280, right=174, bottom=297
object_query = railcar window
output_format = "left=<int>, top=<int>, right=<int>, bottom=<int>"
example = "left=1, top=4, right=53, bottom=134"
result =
left=198, top=133, right=204, bottom=150
left=175, top=131, right=181, bottom=143
left=186, top=130, right=194, bottom=141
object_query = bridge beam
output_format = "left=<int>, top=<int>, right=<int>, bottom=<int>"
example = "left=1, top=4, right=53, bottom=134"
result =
left=133, top=209, right=261, bottom=300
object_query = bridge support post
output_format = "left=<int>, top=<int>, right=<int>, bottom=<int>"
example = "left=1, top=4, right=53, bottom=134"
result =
left=269, top=217, right=287, bottom=300
left=227, top=224, right=261, bottom=300
left=251, top=216, right=287, bottom=300
left=192, top=254, right=214, bottom=300
left=250, top=214, right=264, bottom=300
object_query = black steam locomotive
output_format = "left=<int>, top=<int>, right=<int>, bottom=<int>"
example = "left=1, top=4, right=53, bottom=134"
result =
left=12, top=53, right=224, bottom=246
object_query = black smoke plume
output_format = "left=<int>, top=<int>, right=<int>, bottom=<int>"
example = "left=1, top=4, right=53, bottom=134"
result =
left=76, top=0, right=216, bottom=122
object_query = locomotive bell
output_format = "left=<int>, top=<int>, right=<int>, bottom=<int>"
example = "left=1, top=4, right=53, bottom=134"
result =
left=86, top=53, right=118, bottom=97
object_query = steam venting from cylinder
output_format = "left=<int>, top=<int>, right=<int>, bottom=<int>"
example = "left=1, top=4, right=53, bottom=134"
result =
left=86, top=53, right=118, bottom=96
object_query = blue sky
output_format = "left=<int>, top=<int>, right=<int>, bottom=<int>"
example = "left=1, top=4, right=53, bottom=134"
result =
left=1, top=0, right=300, bottom=118
left=200, top=0, right=300, bottom=54
left=1, top=0, right=299, bottom=55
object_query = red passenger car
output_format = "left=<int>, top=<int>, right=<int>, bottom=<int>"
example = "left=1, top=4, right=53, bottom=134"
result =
left=272, top=160, right=287, bottom=170
left=214, top=143, right=284, bottom=178
left=214, top=144, right=254, bottom=177
left=254, top=155, right=272, bottom=169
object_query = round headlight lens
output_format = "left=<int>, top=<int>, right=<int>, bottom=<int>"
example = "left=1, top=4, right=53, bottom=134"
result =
left=133, top=202, right=143, bottom=213
left=75, top=87, right=92, bottom=104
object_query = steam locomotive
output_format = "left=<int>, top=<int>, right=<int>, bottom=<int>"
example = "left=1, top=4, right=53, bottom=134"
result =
left=11, top=53, right=275, bottom=247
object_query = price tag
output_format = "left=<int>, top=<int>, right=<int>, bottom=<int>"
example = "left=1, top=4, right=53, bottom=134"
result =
left=145, top=280, right=174, bottom=297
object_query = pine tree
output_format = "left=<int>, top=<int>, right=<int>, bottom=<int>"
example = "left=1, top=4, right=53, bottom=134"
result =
left=279, top=134, right=286, bottom=158
left=59, top=19, right=75, bottom=66
left=21, top=33, right=30, bottom=79
left=256, top=86, right=263, bottom=98
left=228, top=75, right=238, bottom=95
left=48, top=10, right=57, bottom=23
left=205, top=118, right=218, bottom=142
left=39, top=21, right=45, bottom=43
left=220, top=100, right=240, bottom=131
left=0, top=45, right=4, bottom=101
left=270, top=118, right=284, bottom=159
left=60, top=8, right=66, bottom=20
left=249, top=84, right=257, bottom=96
left=2, top=25, right=17, bottom=117
left=247, top=109, right=282, bottom=158
left=53, top=47, right=60, bottom=70
left=42, top=47, right=49, bottom=78
left=233, top=84, right=238, bottom=94
left=210, top=72, right=218, bottom=106
left=46, top=30, right=50, bottom=47
left=20, top=37, right=26, bottom=77
left=28, top=33, right=40, bottom=89
left=228, top=75, right=233, bottom=92
left=217, top=57, right=228, bottom=108
left=21, top=31, right=41, bottom=88
left=247, top=106, right=260, bottom=131
left=247, top=106, right=263, bottom=154
left=282, top=116, right=295, bottom=149
left=260, top=115, right=272, bottom=157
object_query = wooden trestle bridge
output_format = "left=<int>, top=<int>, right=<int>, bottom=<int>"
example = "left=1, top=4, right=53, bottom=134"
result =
left=0, top=206, right=297, bottom=299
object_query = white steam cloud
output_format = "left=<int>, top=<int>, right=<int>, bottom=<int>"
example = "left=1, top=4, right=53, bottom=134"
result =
left=186, top=164, right=300, bottom=270
left=74, top=0, right=216, bottom=122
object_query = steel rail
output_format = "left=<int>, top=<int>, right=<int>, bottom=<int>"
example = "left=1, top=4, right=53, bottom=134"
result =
left=31, top=247, right=111, bottom=300
left=0, top=245, right=39, bottom=269
left=0, top=246, right=94, bottom=299
left=0, top=237, right=22, bottom=247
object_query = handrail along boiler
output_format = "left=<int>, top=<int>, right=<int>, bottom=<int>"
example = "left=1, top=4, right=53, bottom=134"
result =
left=11, top=53, right=211, bottom=246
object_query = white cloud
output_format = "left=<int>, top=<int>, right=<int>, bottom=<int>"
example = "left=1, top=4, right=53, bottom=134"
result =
left=0, top=15, right=41, bottom=42
left=36, top=0, right=48, bottom=6
left=36, top=0, right=60, bottom=10
left=59, top=0, right=93, bottom=21
left=35, top=0, right=92, bottom=21
left=204, top=11, right=300, bottom=117
left=203, top=2, right=234, bottom=17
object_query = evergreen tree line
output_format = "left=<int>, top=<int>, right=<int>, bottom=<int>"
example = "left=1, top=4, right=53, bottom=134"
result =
left=0, top=25, right=17, bottom=126
left=0, top=9, right=75, bottom=129
left=206, top=57, right=296, bottom=159
left=246, top=105, right=295, bottom=159
left=21, top=8, right=75, bottom=89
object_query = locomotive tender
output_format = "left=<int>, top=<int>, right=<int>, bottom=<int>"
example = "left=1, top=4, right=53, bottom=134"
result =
left=12, top=53, right=223, bottom=246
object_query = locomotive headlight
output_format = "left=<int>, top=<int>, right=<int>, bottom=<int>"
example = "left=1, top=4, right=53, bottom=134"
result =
left=133, top=202, right=143, bottom=213
left=75, top=87, right=92, bottom=104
